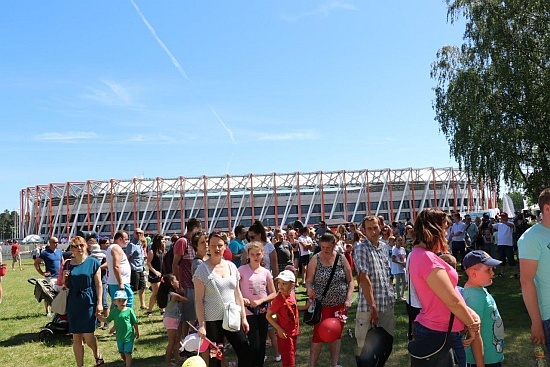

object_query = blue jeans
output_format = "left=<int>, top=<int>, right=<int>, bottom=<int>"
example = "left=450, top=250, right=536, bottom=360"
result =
left=543, top=318, right=550, bottom=351
left=414, top=322, right=465, bottom=367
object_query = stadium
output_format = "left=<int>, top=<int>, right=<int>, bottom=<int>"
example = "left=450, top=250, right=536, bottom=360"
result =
left=19, top=167, right=496, bottom=239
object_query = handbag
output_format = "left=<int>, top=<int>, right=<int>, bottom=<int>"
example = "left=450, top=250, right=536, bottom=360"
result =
left=303, top=254, right=340, bottom=326
left=210, top=263, right=242, bottom=332
left=408, top=314, right=457, bottom=367
left=223, top=302, right=242, bottom=332
left=51, top=288, right=69, bottom=315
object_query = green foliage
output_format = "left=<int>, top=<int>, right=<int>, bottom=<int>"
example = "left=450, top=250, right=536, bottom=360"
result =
left=432, top=0, right=550, bottom=201
left=0, top=210, right=18, bottom=240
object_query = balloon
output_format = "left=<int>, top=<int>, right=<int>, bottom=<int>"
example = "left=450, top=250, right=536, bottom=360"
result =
left=182, top=356, right=207, bottom=367
left=182, top=333, right=210, bottom=352
left=318, top=317, right=343, bottom=343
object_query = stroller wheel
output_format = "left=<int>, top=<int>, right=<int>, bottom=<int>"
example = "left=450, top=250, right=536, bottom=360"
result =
left=39, top=328, right=54, bottom=343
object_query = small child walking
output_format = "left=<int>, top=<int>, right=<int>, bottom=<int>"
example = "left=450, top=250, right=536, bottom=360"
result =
left=97, top=290, right=139, bottom=367
left=157, top=274, right=188, bottom=367
left=266, top=270, right=311, bottom=367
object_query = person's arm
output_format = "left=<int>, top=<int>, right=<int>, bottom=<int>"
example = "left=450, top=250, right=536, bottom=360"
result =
left=194, top=276, right=207, bottom=338
left=470, top=331, right=485, bottom=366
left=94, top=264, right=103, bottom=316
left=134, top=322, right=140, bottom=339
left=305, top=255, right=317, bottom=299
left=34, top=257, right=47, bottom=276
left=425, top=268, right=480, bottom=331
left=297, top=298, right=313, bottom=311
left=234, top=274, right=250, bottom=333
left=358, top=271, right=378, bottom=324
left=266, top=309, right=286, bottom=339
left=111, top=246, right=125, bottom=290
left=172, top=242, right=183, bottom=282
left=269, top=250, right=279, bottom=278
left=342, top=255, right=354, bottom=308
left=171, top=292, right=188, bottom=303
left=520, top=258, right=545, bottom=345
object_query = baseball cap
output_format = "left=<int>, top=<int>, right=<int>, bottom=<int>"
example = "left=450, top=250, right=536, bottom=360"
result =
left=114, top=290, right=128, bottom=300
left=462, top=250, right=501, bottom=270
left=275, top=270, right=296, bottom=283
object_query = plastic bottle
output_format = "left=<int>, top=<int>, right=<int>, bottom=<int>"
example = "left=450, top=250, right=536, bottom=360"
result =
left=307, top=299, right=315, bottom=313
left=534, top=345, right=547, bottom=367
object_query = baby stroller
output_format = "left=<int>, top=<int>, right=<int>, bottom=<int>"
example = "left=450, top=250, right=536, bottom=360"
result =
left=28, top=278, right=70, bottom=343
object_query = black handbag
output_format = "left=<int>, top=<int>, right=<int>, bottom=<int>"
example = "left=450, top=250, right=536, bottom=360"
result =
left=408, top=314, right=458, bottom=367
left=303, top=254, right=340, bottom=326
left=356, top=326, right=393, bottom=367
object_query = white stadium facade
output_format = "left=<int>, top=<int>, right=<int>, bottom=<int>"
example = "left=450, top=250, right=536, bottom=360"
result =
left=19, top=167, right=497, bottom=239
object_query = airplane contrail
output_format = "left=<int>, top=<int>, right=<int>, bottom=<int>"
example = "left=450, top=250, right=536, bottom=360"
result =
left=129, top=0, right=189, bottom=80
left=129, top=0, right=236, bottom=143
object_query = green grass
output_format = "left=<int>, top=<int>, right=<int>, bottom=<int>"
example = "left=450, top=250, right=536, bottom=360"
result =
left=0, top=259, right=534, bottom=366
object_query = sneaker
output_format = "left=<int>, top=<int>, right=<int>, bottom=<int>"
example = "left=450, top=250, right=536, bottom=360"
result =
left=101, top=323, right=109, bottom=330
left=275, top=355, right=282, bottom=362
left=46, top=312, right=52, bottom=318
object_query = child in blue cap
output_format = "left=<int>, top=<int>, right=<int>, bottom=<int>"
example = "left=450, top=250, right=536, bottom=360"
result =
left=97, top=290, right=139, bottom=367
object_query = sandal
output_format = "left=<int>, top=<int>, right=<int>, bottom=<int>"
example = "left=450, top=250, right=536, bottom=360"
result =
left=146, top=311, right=153, bottom=317
left=95, top=355, right=105, bottom=366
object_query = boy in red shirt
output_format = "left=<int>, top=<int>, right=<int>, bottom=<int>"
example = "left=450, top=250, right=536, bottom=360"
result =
left=266, top=270, right=311, bottom=367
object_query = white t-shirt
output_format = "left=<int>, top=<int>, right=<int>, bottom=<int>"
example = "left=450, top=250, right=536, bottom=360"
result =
left=262, top=242, right=275, bottom=271
left=405, top=255, right=421, bottom=308
left=106, top=244, right=131, bottom=285
left=298, top=235, right=312, bottom=256
left=391, top=246, right=406, bottom=275
left=493, top=222, right=514, bottom=246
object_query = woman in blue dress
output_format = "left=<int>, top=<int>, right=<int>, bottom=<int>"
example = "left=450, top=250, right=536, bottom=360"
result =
left=64, top=236, right=104, bottom=367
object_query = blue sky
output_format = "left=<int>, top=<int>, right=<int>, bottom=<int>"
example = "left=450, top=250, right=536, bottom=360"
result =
left=0, top=1, right=465, bottom=211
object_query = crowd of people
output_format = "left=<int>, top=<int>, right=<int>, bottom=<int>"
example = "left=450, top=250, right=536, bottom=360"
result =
left=2, top=187, right=550, bottom=367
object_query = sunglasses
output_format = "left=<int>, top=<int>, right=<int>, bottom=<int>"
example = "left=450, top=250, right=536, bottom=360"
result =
left=70, top=243, right=86, bottom=249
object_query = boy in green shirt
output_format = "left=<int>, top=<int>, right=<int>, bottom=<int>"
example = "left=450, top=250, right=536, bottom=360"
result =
left=97, top=290, right=139, bottom=367
left=462, top=250, right=504, bottom=367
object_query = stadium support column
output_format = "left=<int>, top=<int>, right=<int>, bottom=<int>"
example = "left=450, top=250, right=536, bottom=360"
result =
left=273, top=173, right=279, bottom=228
left=366, top=169, right=371, bottom=216
left=320, top=171, right=325, bottom=221
left=296, top=172, right=302, bottom=223
left=48, top=184, right=53, bottom=237
left=343, top=171, right=348, bottom=222
left=432, top=168, right=438, bottom=209
left=132, top=178, right=138, bottom=232
left=156, top=177, right=161, bottom=235
left=249, top=174, right=255, bottom=222
left=110, top=179, right=115, bottom=238
left=388, top=169, right=394, bottom=222
left=179, top=177, right=185, bottom=234
left=227, top=175, right=232, bottom=231
left=203, top=176, right=209, bottom=232
left=451, top=168, right=458, bottom=213
left=409, top=169, right=416, bottom=221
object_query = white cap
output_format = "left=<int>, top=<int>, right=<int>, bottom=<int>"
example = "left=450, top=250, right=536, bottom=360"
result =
left=275, top=270, right=296, bottom=283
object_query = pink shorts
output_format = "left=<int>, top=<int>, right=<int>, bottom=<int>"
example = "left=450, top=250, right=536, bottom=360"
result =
left=163, top=316, right=181, bottom=330
left=312, top=304, right=345, bottom=343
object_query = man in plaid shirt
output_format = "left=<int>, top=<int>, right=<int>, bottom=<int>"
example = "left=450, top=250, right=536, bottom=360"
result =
left=353, top=215, right=395, bottom=355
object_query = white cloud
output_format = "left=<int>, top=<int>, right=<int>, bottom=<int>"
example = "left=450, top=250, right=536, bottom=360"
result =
left=82, top=80, right=132, bottom=107
left=257, top=132, right=319, bottom=141
left=34, top=132, right=98, bottom=142
left=281, top=1, right=355, bottom=21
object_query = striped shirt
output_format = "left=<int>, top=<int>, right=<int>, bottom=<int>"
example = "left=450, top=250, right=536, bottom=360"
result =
left=353, top=239, right=395, bottom=313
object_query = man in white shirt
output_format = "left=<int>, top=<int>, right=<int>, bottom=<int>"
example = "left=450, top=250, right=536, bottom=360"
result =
left=450, top=213, right=467, bottom=268
left=492, top=212, right=516, bottom=277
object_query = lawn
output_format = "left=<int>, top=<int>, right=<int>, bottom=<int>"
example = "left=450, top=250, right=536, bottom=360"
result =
left=0, top=259, right=535, bottom=367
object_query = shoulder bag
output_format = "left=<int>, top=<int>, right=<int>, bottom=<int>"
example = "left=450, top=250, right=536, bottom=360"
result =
left=408, top=313, right=458, bottom=367
left=51, top=288, right=69, bottom=315
left=209, top=262, right=242, bottom=332
left=303, top=254, right=340, bottom=326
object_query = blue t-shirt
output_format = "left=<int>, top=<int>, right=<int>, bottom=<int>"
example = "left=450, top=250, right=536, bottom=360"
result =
left=463, top=286, right=504, bottom=364
left=39, top=247, right=63, bottom=277
left=228, top=238, right=245, bottom=267
left=123, top=243, right=144, bottom=272
left=518, top=223, right=550, bottom=320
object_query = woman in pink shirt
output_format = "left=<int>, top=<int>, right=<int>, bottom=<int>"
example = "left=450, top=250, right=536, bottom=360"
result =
left=408, top=209, right=481, bottom=367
